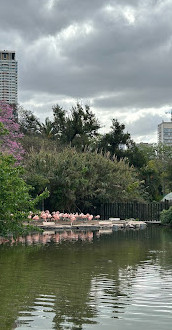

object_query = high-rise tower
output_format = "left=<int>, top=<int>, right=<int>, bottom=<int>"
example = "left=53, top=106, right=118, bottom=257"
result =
left=0, top=50, right=18, bottom=106
left=158, top=121, right=172, bottom=146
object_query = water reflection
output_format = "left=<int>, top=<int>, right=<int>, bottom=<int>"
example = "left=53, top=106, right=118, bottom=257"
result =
left=0, top=227, right=130, bottom=246
left=0, top=230, right=94, bottom=245
left=15, top=294, right=56, bottom=329
left=86, top=263, right=172, bottom=330
left=0, top=227, right=172, bottom=329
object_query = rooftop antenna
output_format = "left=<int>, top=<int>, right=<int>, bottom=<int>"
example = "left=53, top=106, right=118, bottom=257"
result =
left=165, top=109, right=172, bottom=122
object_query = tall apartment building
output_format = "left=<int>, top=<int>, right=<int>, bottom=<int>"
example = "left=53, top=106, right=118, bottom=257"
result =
left=0, top=50, right=18, bottom=106
left=158, top=121, right=172, bottom=146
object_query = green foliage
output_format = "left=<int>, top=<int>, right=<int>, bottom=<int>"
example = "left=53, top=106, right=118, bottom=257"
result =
left=138, top=143, right=172, bottom=200
left=125, top=143, right=147, bottom=169
left=53, top=103, right=101, bottom=149
left=0, top=153, right=49, bottom=236
left=97, top=119, right=147, bottom=171
left=17, top=104, right=172, bottom=204
left=160, top=206, right=172, bottom=225
left=39, top=117, right=54, bottom=139
left=98, top=119, right=131, bottom=157
left=0, top=121, right=8, bottom=137
left=137, top=143, right=157, bottom=162
left=18, top=107, right=41, bottom=135
left=20, top=134, right=62, bottom=154
left=18, top=103, right=101, bottom=152
left=140, top=160, right=163, bottom=201
left=24, top=147, right=144, bottom=212
left=166, top=161, right=172, bottom=191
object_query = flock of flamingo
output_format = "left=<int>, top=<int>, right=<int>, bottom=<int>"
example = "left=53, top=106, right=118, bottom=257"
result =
left=28, top=210, right=100, bottom=223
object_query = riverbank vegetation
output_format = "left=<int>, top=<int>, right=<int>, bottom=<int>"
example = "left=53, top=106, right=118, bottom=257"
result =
left=160, top=206, right=172, bottom=225
left=0, top=153, right=49, bottom=236
left=1, top=101, right=172, bottom=234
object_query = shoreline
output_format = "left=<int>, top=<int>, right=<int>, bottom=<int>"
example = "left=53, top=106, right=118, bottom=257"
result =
left=28, top=219, right=147, bottom=231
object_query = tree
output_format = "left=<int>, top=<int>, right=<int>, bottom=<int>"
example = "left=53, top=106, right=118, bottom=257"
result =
left=166, top=160, right=172, bottom=191
left=18, top=107, right=62, bottom=153
left=137, top=143, right=157, bottom=162
left=39, top=117, right=54, bottom=139
left=53, top=103, right=101, bottom=149
left=97, top=118, right=147, bottom=169
left=24, top=147, right=144, bottom=212
left=140, top=160, right=163, bottom=201
left=0, top=102, right=24, bottom=162
left=0, top=113, right=49, bottom=235
left=0, top=153, right=49, bottom=236
left=18, top=107, right=41, bottom=135
left=98, top=119, right=132, bottom=158
left=0, top=121, right=8, bottom=136
left=160, top=206, right=172, bottom=225
left=137, top=143, right=172, bottom=198
left=125, top=143, right=147, bottom=169
left=52, top=104, right=66, bottom=140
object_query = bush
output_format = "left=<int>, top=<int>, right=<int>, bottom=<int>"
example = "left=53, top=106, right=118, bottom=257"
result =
left=160, top=206, right=172, bottom=225
left=24, top=147, right=144, bottom=212
left=0, top=153, right=49, bottom=236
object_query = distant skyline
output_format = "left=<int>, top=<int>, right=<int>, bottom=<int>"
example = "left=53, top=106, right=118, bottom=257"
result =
left=1, top=0, right=172, bottom=142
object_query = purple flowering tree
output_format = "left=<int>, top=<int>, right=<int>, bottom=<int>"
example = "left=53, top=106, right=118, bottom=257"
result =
left=0, top=102, right=24, bottom=162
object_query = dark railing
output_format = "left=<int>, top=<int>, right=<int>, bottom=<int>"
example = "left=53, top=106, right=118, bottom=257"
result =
left=99, top=201, right=170, bottom=222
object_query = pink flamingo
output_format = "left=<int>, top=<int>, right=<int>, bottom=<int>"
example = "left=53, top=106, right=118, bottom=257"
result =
left=32, top=215, right=39, bottom=220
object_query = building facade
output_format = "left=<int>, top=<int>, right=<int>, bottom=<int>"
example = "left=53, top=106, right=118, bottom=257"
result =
left=158, top=121, right=172, bottom=146
left=0, top=50, right=18, bottom=105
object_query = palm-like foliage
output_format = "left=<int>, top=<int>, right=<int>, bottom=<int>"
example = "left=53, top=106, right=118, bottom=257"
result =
left=39, top=117, right=54, bottom=139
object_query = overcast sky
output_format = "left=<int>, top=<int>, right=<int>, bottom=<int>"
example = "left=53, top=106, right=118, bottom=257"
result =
left=1, top=0, right=172, bottom=142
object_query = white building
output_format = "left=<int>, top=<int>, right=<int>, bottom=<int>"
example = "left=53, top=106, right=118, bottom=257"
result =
left=158, top=121, right=172, bottom=146
left=0, top=50, right=18, bottom=105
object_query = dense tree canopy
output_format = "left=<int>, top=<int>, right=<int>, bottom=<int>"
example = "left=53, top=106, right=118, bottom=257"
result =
left=24, top=147, right=144, bottom=212
left=1, top=100, right=172, bottom=236
left=98, top=118, right=147, bottom=169
left=18, top=103, right=172, bottom=203
left=18, top=107, right=41, bottom=135
left=0, top=104, right=49, bottom=235
left=0, top=153, right=49, bottom=236
left=137, top=143, right=172, bottom=200
left=98, top=119, right=131, bottom=157
left=52, top=103, right=101, bottom=149
left=18, top=103, right=101, bottom=152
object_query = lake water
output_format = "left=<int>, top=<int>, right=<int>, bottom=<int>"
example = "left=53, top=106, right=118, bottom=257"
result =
left=0, top=226, right=172, bottom=329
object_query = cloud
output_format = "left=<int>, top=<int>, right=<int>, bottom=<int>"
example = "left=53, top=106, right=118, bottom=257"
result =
left=1, top=0, right=172, bottom=142
left=94, top=88, right=172, bottom=109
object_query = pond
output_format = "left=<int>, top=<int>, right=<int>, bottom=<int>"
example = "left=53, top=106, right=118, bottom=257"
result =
left=0, top=226, right=172, bottom=329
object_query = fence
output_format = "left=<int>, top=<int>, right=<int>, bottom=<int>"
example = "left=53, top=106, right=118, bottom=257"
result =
left=99, top=201, right=171, bottom=222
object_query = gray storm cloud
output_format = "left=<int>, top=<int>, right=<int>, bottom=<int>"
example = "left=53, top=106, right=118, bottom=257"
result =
left=0, top=0, right=171, bottom=142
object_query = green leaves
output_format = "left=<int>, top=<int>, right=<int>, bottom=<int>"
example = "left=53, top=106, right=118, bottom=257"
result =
left=0, top=153, right=49, bottom=236
left=138, top=143, right=172, bottom=200
left=24, top=147, right=143, bottom=212
left=0, top=121, right=8, bottom=137
left=98, top=118, right=132, bottom=159
left=53, top=103, right=101, bottom=149
left=160, top=206, right=172, bottom=225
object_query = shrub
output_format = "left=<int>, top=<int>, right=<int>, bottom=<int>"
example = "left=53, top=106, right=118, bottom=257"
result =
left=160, top=206, right=172, bottom=225
left=0, top=153, right=49, bottom=236
left=24, top=147, right=144, bottom=212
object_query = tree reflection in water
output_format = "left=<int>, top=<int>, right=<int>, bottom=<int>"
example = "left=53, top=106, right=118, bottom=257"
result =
left=0, top=227, right=172, bottom=329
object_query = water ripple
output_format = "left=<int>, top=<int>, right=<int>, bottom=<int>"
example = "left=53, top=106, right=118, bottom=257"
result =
left=15, top=294, right=56, bottom=329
